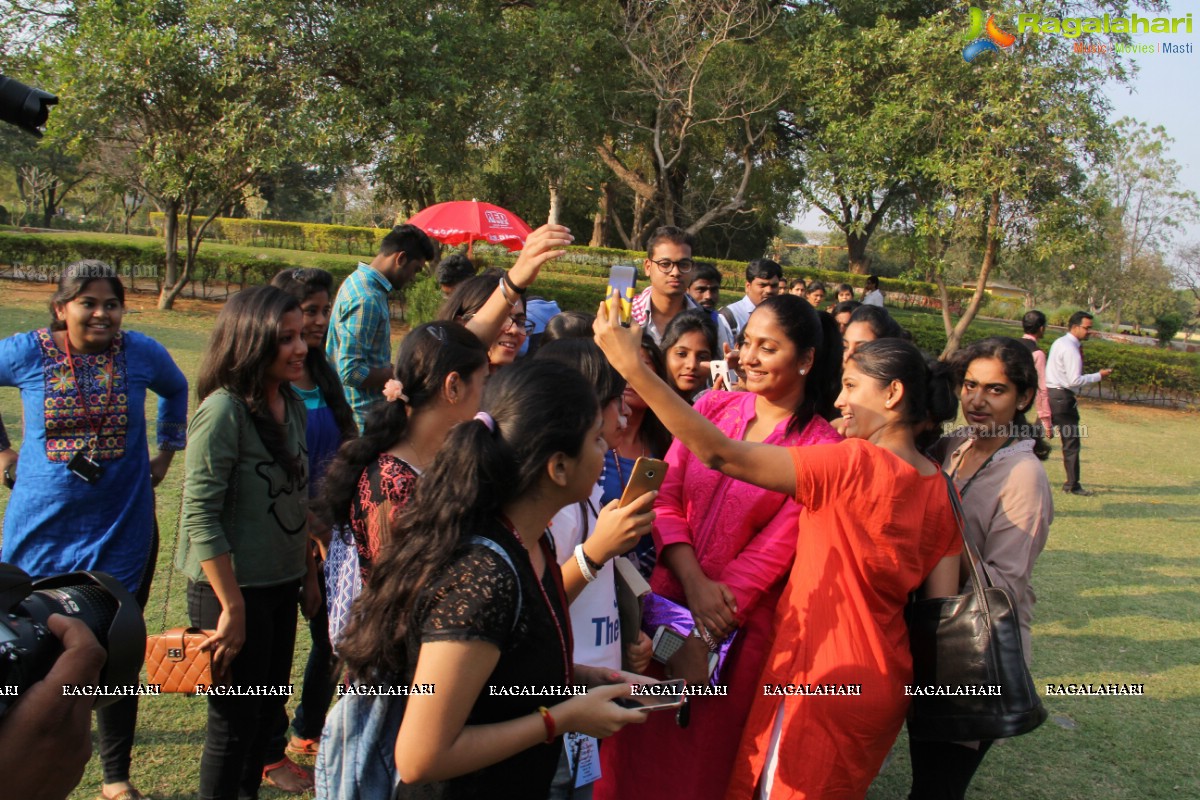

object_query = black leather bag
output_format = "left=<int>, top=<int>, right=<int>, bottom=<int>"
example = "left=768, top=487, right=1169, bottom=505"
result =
left=905, top=474, right=1047, bottom=742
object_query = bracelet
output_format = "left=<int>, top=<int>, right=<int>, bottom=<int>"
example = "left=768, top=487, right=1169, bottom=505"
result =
left=497, top=277, right=518, bottom=306
left=574, top=544, right=598, bottom=583
left=582, top=546, right=603, bottom=574
left=503, top=271, right=527, bottom=296
left=537, top=705, right=556, bottom=743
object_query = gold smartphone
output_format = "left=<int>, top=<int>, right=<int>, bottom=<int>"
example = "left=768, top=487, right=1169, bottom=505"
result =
left=618, top=457, right=668, bottom=507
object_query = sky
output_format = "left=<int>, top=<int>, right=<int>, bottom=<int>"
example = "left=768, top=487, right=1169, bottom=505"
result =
left=794, top=19, right=1200, bottom=250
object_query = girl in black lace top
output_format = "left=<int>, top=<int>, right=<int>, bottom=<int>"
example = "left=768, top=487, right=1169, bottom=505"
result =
left=335, top=360, right=648, bottom=797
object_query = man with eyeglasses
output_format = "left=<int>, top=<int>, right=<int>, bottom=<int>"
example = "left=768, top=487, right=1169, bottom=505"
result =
left=718, top=258, right=782, bottom=340
left=630, top=226, right=734, bottom=351
left=1046, top=310, right=1113, bottom=496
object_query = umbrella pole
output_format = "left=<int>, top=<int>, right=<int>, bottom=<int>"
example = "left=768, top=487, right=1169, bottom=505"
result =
left=468, top=239, right=474, bottom=260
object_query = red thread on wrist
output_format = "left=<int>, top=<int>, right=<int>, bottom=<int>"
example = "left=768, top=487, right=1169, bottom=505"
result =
left=538, top=706, right=556, bottom=743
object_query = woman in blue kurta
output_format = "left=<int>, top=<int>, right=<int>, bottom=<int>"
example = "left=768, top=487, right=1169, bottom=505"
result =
left=0, top=260, right=187, bottom=800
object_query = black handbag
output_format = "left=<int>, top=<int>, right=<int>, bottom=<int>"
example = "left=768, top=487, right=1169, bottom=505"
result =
left=905, top=473, right=1047, bottom=742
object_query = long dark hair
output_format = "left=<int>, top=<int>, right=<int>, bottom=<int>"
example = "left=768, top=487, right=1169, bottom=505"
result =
left=196, top=286, right=305, bottom=481
left=637, top=334, right=673, bottom=457
left=318, top=322, right=489, bottom=526
left=534, top=338, right=625, bottom=406
left=848, top=304, right=905, bottom=340
left=950, top=337, right=1050, bottom=460
left=848, top=339, right=958, bottom=435
left=437, top=271, right=514, bottom=320
left=750, top=295, right=841, bottom=433
left=661, top=309, right=718, bottom=356
left=270, top=268, right=358, bottom=441
left=49, top=260, right=125, bottom=330
left=338, top=360, right=600, bottom=680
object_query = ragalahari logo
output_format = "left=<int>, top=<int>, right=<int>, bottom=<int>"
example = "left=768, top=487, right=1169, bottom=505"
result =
left=963, top=7, right=1016, bottom=62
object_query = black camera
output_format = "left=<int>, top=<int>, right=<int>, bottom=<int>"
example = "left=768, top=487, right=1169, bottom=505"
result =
left=0, top=75, right=58, bottom=138
left=0, top=564, right=146, bottom=717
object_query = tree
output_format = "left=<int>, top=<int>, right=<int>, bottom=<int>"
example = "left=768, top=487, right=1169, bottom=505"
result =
left=784, top=7, right=925, bottom=274
left=901, top=4, right=1135, bottom=357
left=595, top=0, right=791, bottom=248
left=38, top=0, right=321, bottom=308
left=1087, top=119, right=1199, bottom=327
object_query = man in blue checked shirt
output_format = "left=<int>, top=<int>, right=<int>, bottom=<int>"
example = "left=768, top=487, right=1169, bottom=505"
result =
left=327, top=224, right=437, bottom=429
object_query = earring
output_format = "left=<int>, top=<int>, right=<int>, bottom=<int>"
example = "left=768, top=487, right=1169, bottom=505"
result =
left=799, top=368, right=806, bottom=375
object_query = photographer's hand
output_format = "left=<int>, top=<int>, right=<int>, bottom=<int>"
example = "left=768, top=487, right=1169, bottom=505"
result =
left=0, top=614, right=105, bottom=800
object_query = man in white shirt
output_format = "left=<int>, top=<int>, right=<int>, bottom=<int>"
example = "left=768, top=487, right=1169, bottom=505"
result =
left=1045, top=311, right=1113, bottom=496
left=861, top=274, right=885, bottom=307
left=719, top=258, right=782, bottom=340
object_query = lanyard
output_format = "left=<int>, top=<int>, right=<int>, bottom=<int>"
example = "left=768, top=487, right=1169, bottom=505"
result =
left=499, top=515, right=574, bottom=686
left=951, top=437, right=1014, bottom=498
left=62, top=334, right=115, bottom=453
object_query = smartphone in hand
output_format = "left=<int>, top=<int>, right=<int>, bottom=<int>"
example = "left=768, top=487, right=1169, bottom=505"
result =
left=607, top=265, right=637, bottom=326
left=618, top=457, right=668, bottom=507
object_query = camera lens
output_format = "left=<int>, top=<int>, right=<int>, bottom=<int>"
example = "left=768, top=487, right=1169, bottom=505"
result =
left=1, top=571, right=147, bottom=711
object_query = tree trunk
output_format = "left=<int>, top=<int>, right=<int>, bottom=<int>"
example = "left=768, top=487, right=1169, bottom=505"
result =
left=940, top=191, right=1002, bottom=359
left=1112, top=296, right=1123, bottom=330
left=547, top=179, right=561, bottom=225
left=846, top=231, right=869, bottom=274
left=158, top=200, right=182, bottom=309
left=589, top=183, right=611, bottom=248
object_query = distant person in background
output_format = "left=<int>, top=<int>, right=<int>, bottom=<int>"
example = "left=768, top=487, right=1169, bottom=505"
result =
left=688, top=262, right=723, bottom=312
left=862, top=274, right=885, bottom=307
left=832, top=299, right=861, bottom=335
left=803, top=280, right=826, bottom=310
left=836, top=283, right=854, bottom=303
left=1020, top=310, right=1054, bottom=439
left=719, top=258, right=782, bottom=340
left=1045, top=311, right=1112, bottom=496
left=788, top=277, right=807, bottom=297
left=327, top=224, right=436, bottom=428
left=435, top=253, right=477, bottom=295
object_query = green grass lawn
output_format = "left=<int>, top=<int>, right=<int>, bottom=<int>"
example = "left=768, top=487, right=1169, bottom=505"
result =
left=1, top=287, right=1197, bottom=799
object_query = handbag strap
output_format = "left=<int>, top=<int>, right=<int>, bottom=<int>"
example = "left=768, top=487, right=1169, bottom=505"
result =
left=941, top=471, right=993, bottom=601
left=156, top=393, right=245, bottom=634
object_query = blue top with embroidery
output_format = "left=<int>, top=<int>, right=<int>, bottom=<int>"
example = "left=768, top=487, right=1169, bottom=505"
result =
left=0, top=328, right=188, bottom=593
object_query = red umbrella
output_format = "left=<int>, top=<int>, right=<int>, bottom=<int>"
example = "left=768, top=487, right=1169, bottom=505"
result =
left=407, top=200, right=533, bottom=255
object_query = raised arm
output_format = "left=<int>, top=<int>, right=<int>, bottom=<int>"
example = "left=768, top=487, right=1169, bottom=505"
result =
left=594, top=301, right=795, bottom=497
left=464, top=224, right=574, bottom=345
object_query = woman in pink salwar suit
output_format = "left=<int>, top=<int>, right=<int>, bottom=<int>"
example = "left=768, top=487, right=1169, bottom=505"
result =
left=595, top=296, right=842, bottom=800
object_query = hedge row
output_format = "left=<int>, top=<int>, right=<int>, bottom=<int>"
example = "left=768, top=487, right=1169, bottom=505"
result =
left=149, top=213, right=386, bottom=256
left=0, top=232, right=357, bottom=297
left=146, top=214, right=979, bottom=307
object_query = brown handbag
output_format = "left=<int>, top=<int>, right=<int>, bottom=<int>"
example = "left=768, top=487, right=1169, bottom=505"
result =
left=145, top=626, right=216, bottom=694
left=145, top=416, right=239, bottom=694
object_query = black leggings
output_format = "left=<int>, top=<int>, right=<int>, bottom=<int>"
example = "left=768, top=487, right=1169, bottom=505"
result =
left=908, top=738, right=995, bottom=800
left=188, top=579, right=300, bottom=800
left=96, top=524, right=159, bottom=783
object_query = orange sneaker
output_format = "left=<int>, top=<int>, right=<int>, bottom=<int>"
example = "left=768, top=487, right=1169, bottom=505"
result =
left=286, top=735, right=320, bottom=757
